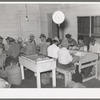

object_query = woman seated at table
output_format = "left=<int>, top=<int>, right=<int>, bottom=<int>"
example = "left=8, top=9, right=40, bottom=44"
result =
left=78, top=36, right=87, bottom=51
left=65, top=34, right=78, bottom=50
left=58, top=40, right=79, bottom=67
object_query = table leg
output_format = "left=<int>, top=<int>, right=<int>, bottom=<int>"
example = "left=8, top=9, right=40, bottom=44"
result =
left=97, top=60, right=100, bottom=80
left=20, top=65, right=25, bottom=80
left=95, top=62, right=98, bottom=79
left=37, top=72, right=41, bottom=88
left=52, top=69, right=56, bottom=87
left=65, top=72, right=69, bottom=87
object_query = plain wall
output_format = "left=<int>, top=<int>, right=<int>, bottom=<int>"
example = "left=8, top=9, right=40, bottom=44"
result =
left=0, top=4, right=41, bottom=44
left=1, top=4, right=100, bottom=43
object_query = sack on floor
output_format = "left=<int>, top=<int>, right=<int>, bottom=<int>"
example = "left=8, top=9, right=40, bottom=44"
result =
left=41, top=72, right=50, bottom=85
left=72, top=66, right=83, bottom=83
left=0, top=70, right=7, bottom=78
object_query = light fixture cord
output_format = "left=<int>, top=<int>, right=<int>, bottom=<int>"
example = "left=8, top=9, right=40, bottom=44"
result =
left=25, top=4, right=28, bottom=17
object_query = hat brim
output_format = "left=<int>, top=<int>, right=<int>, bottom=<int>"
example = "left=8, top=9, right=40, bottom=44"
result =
left=39, top=36, right=46, bottom=38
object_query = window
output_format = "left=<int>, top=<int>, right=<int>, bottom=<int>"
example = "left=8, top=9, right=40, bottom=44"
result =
left=78, top=17, right=90, bottom=36
left=78, top=16, right=100, bottom=37
left=78, top=16, right=100, bottom=50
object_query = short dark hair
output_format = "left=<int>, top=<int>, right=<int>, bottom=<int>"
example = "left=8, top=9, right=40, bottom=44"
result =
left=52, top=40, right=58, bottom=44
left=90, top=37, right=95, bottom=42
left=39, top=34, right=46, bottom=38
left=9, top=38, right=15, bottom=43
left=65, top=34, right=71, bottom=38
left=46, top=38, right=52, bottom=45
left=6, top=37, right=11, bottom=40
left=78, top=36, right=83, bottom=40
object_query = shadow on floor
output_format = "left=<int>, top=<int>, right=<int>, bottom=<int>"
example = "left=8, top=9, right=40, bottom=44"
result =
left=2, top=69, right=100, bottom=88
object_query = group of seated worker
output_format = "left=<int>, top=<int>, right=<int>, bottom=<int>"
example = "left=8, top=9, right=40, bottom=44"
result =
left=0, top=32, right=99, bottom=84
left=38, top=34, right=100, bottom=84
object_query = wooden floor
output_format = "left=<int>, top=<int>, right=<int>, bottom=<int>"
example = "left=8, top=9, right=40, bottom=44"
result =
left=5, top=69, right=100, bottom=88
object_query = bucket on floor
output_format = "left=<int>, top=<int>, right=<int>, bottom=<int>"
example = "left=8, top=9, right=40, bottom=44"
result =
left=6, top=65, right=22, bottom=85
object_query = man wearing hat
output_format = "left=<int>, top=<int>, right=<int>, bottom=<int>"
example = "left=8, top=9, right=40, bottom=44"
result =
left=39, top=34, right=47, bottom=55
left=89, top=37, right=100, bottom=53
left=24, top=34, right=36, bottom=55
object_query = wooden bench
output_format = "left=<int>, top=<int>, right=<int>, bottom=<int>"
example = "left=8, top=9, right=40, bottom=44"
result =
left=56, top=62, right=76, bottom=87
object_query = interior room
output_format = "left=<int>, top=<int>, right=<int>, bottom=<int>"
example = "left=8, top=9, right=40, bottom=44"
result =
left=0, top=3, right=100, bottom=88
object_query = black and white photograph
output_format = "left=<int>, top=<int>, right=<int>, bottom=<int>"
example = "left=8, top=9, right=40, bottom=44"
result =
left=0, top=1, right=100, bottom=99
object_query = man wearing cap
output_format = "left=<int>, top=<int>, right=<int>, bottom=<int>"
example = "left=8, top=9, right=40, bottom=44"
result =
left=24, top=34, right=36, bottom=55
left=39, top=34, right=47, bottom=55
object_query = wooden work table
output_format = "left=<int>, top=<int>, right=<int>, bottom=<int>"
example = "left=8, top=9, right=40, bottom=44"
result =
left=69, top=50, right=99, bottom=82
left=19, top=54, right=56, bottom=88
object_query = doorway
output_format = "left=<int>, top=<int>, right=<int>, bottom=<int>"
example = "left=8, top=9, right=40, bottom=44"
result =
left=47, top=13, right=59, bottom=39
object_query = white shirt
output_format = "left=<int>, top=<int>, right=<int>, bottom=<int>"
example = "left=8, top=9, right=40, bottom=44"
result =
left=89, top=42, right=100, bottom=53
left=58, top=47, right=73, bottom=64
left=47, top=44, right=60, bottom=59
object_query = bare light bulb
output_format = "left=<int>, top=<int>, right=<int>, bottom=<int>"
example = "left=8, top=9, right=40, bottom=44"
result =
left=26, top=16, right=29, bottom=21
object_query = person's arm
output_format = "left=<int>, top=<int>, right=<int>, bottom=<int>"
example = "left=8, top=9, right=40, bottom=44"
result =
left=89, top=44, right=92, bottom=52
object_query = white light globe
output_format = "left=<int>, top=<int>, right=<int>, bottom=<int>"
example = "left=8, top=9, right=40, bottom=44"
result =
left=52, top=11, right=65, bottom=24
